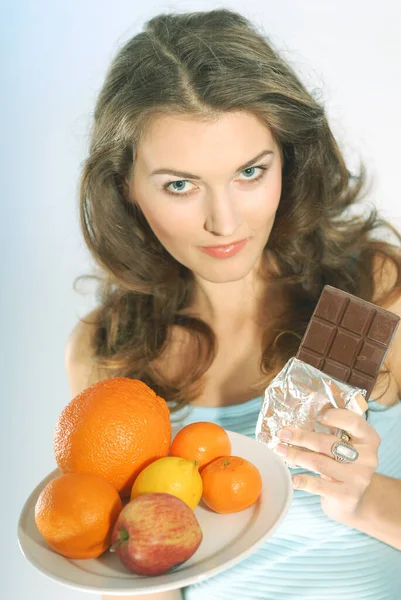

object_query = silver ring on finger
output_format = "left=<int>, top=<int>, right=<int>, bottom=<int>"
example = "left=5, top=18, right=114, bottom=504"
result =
left=331, top=441, right=359, bottom=463
left=339, top=430, right=351, bottom=443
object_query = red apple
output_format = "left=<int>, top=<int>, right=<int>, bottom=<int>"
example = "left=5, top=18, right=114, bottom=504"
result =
left=110, top=492, right=203, bottom=576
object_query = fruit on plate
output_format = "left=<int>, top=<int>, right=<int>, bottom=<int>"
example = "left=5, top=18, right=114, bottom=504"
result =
left=170, top=422, right=231, bottom=471
left=54, top=377, right=171, bottom=497
left=111, top=493, right=203, bottom=575
left=201, top=455, right=263, bottom=514
left=130, top=456, right=202, bottom=510
left=34, top=472, right=123, bottom=559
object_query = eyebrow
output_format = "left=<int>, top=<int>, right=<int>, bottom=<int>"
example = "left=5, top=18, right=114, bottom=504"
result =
left=149, top=149, right=274, bottom=179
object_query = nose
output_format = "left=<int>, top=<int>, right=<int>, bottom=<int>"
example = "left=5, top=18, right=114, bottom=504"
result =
left=204, top=191, right=242, bottom=237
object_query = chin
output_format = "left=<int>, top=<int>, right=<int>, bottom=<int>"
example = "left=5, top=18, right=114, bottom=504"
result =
left=195, top=257, right=258, bottom=284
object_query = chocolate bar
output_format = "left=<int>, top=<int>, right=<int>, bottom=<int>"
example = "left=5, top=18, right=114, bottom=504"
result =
left=296, top=285, right=400, bottom=400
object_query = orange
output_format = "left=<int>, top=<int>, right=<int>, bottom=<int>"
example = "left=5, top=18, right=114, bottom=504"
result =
left=34, top=472, right=123, bottom=559
left=201, top=455, right=263, bottom=514
left=170, top=422, right=231, bottom=471
left=54, top=377, right=171, bottom=497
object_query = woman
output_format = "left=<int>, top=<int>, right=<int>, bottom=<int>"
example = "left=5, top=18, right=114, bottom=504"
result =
left=65, top=8, right=401, bottom=600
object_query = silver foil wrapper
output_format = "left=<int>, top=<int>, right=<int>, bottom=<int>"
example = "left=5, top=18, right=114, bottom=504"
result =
left=255, top=357, right=367, bottom=449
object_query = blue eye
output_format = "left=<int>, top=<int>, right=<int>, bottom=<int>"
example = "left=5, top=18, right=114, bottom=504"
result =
left=167, top=180, right=189, bottom=193
left=162, top=164, right=269, bottom=197
left=242, top=167, right=258, bottom=178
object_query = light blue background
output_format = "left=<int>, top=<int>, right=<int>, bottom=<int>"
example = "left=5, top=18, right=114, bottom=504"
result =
left=3, top=1, right=400, bottom=599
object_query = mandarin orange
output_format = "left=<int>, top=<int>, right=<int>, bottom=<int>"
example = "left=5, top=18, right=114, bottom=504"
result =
left=54, top=377, right=171, bottom=497
left=201, top=455, right=262, bottom=513
left=169, top=422, right=231, bottom=470
left=34, top=472, right=123, bottom=559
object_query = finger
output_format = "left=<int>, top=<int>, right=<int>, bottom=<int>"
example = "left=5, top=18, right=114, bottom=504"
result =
left=277, top=428, right=344, bottom=458
left=319, top=408, right=380, bottom=444
left=277, top=427, right=368, bottom=465
left=292, top=471, right=372, bottom=501
left=292, top=473, right=343, bottom=497
left=276, top=443, right=356, bottom=481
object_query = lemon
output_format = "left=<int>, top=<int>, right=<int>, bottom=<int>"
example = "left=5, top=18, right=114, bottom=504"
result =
left=130, top=456, right=203, bottom=509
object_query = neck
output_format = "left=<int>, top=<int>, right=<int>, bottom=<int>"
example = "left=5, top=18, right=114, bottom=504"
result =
left=190, top=271, right=266, bottom=332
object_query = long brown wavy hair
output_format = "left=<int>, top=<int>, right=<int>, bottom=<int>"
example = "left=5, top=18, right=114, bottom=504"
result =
left=76, top=8, right=401, bottom=411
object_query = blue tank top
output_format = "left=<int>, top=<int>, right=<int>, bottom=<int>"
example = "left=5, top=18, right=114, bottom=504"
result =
left=170, top=397, right=401, bottom=600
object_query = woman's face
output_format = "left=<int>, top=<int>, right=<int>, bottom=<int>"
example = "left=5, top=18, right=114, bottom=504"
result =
left=128, top=111, right=282, bottom=284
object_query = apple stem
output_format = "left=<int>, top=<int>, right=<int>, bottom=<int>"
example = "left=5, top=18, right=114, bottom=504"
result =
left=109, top=527, right=129, bottom=552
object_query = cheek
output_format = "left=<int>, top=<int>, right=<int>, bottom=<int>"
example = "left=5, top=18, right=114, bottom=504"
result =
left=265, top=167, right=282, bottom=208
left=245, top=177, right=282, bottom=223
left=139, top=202, right=196, bottom=244
left=130, top=176, right=197, bottom=244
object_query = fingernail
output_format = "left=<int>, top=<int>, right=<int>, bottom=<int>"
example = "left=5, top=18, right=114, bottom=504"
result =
left=275, top=444, right=288, bottom=456
left=278, top=429, right=292, bottom=441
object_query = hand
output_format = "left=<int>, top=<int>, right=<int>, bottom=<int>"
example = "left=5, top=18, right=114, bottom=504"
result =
left=275, top=408, right=381, bottom=525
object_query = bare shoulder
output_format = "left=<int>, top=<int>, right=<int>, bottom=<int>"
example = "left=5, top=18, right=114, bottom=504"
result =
left=65, top=307, right=107, bottom=398
left=371, top=252, right=401, bottom=397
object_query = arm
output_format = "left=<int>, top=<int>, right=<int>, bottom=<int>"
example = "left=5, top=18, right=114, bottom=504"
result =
left=65, top=313, right=184, bottom=600
left=344, top=284, right=401, bottom=549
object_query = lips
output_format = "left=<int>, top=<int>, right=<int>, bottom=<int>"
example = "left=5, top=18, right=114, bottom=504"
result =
left=199, top=238, right=248, bottom=259
left=202, top=239, right=246, bottom=249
